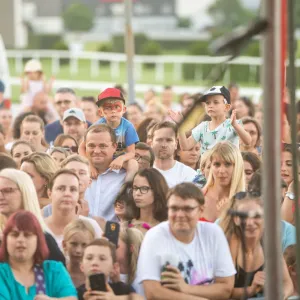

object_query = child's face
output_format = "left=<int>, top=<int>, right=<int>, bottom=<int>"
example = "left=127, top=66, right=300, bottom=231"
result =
left=99, top=99, right=126, bottom=123
left=26, top=71, right=41, bottom=80
left=63, top=231, right=94, bottom=263
left=81, top=245, right=113, bottom=279
left=204, top=95, right=230, bottom=118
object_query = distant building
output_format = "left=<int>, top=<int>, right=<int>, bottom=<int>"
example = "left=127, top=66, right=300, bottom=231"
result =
left=23, top=0, right=178, bottom=37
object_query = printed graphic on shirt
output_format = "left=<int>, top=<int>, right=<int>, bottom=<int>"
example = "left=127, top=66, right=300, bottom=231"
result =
left=161, top=259, right=213, bottom=286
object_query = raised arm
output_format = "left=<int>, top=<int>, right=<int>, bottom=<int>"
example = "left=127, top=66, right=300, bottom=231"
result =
left=231, top=110, right=251, bottom=146
left=281, top=182, right=295, bottom=225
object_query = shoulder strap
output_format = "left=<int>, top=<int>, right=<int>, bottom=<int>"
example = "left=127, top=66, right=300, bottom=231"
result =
left=34, top=264, right=46, bottom=295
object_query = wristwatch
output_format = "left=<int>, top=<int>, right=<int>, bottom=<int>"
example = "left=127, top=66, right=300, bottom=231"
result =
left=285, top=192, right=295, bottom=200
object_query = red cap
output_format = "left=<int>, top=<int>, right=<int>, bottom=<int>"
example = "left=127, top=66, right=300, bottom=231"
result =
left=96, top=88, right=126, bottom=106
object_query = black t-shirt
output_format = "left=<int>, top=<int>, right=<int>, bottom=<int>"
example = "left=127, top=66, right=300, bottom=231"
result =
left=44, top=232, right=66, bottom=265
left=77, top=282, right=135, bottom=300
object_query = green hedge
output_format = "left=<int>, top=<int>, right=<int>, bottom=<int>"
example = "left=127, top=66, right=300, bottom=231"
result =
left=112, top=33, right=148, bottom=54
left=97, top=42, right=113, bottom=65
left=28, top=34, right=62, bottom=50
left=52, top=40, right=69, bottom=65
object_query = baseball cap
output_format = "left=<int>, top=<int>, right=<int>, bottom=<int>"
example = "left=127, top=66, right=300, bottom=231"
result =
left=199, top=86, right=231, bottom=104
left=96, top=88, right=126, bottom=107
left=63, top=108, right=86, bottom=122
left=24, top=59, right=43, bottom=73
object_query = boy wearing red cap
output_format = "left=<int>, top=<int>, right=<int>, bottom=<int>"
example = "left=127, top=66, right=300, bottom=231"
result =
left=81, top=88, right=139, bottom=180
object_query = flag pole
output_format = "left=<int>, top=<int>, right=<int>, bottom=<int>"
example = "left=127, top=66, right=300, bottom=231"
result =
left=287, top=0, right=300, bottom=291
left=124, top=0, right=135, bottom=104
left=262, top=0, right=283, bottom=298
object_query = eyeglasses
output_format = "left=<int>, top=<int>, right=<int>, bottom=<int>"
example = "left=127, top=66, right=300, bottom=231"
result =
left=135, top=153, right=151, bottom=164
left=0, top=187, right=19, bottom=197
left=63, top=146, right=78, bottom=153
left=132, top=186, right=152, bottom=194
left=114, top=201, right=125, bottom=208
left=55, top=100, right=72, bottom=106
left=168, top=205, right=199, bottom=214
left=234, top=191, right=261, bottom=200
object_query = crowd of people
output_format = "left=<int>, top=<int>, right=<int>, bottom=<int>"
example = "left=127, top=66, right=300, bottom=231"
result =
left=0, top=58, right=299, bottom=299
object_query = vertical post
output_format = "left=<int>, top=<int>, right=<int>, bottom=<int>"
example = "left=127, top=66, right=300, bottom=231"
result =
left=262, top=0, right=283, bottom=299
left=124, top=0, right=135, bottom=104
left=287, top=0, right=300, bottom=291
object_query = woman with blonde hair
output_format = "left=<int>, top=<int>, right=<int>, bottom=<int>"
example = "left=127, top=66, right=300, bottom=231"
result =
left=202, top=141, right=245, bottom=222
left=62, top=219, right=96, bottom=287
left=20, top=151, right=58, bottom=208
left=0, top=168, right=65, bottom=263
left=20, top=114, right=48, bottom=151
left=117, top=227, right=144, bottom=295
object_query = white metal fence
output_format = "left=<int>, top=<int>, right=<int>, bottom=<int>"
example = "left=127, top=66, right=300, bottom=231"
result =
left=6, top=49, right=265, bottom=83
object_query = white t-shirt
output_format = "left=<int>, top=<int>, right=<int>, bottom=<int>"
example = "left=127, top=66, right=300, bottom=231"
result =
left=154, top=161, right=197, bottom=188
left=192, top=119, right=242, bottom=154
left=136, top=221, right=236, bottom=286
left=46, top=215, right=103, bottom=251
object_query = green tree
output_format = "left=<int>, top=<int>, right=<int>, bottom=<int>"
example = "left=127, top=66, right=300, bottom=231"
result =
left=63, top=3, right=94, bottom=32
left=207, top=0, right=255, bottom=36
left=177, top=17, right=192, bottom=28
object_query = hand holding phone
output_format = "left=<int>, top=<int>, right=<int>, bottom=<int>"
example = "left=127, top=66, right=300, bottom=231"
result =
left=89, top=273, right=107, bottom=292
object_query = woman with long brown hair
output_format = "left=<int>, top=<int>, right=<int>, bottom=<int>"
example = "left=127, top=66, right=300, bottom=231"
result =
left=129, top=168, right=168, bottom=234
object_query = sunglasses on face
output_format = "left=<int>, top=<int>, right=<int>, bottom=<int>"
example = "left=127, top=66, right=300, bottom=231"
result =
left=234, top=191, right=261, bottom=200
left=63, top=146, right=78, bottom=153
left=55, top=100, right=72, bottom=106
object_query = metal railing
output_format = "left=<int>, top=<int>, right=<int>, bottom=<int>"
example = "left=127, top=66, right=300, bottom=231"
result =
left=6, top=49, right=265, bottom=82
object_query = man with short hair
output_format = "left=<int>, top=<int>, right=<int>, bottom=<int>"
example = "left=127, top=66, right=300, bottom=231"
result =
left=45, top=87, right=77, bottom=143
left=84, top=124, right=126, bottom=221
left=0, top=153, right=17, bottom=170
left=62, top=108, right=88, bottom=144
left=161, top=86, right=181, bottom=111
left=31, top=91, right=58, bottom=125
left=135, top=142, right=154, bottom=170
left=152, top=121, right=197, bottom=187
left=80, top=96, right=98, bottom=124
left=137, top=182, right=236, bottom=300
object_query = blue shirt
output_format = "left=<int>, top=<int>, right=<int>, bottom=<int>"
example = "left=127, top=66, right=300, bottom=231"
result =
left=95, top=117, right=139, bottom=156
left=45, top=120, right=63, bottom=144
left=45, top=120, right=92, bottom=144
left=0, top=260, right=77, bottom=299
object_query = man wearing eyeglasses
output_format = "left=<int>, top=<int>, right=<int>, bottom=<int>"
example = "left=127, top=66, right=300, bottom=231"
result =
left=135, top=142, right=154, bottom=170
left=137, top=182, right=236, bottom=300
left=45, top=88, right=92, bottom=144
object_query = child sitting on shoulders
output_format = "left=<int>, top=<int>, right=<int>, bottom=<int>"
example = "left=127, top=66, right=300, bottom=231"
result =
left=169, top=85, right=251, bottom=154
left=80, top=88, right=139, bottom=181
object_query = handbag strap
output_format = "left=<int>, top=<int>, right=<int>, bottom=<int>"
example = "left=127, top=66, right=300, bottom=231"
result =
left=34, top=264, right=46, bottom=295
